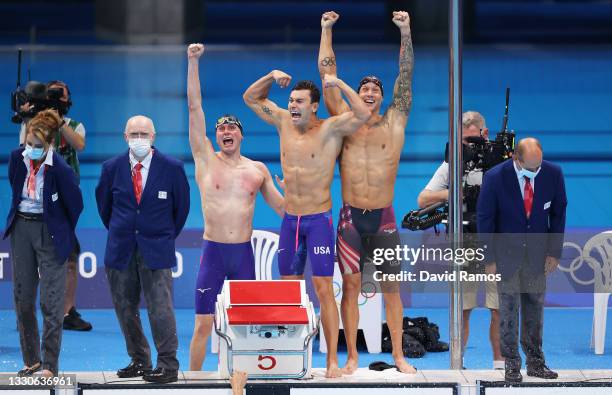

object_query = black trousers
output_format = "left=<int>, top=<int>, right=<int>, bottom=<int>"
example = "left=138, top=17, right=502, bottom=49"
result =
left=105, top=248, right=179, bottom=370
left=498, top=264, right=546, bottom=369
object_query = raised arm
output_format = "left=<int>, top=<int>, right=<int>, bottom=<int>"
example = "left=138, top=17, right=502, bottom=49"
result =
left=318, top=11, right=349, bottom=116
left=230, top=371, right=248, bottom=395
left=322, top=74, right=370, bottom=136
left=242, top=70, right=290, bottom=128
left=387, top=11, right=414, bottom=123
left=187, top=43, right=214, bottom=166
left=255, top=162, right=285, bottom=217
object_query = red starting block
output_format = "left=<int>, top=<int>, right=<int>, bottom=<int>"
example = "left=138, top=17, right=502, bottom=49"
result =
left=215, top=280, right=318, bottom=379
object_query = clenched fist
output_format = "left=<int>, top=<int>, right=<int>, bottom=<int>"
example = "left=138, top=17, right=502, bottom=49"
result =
left=392, top=11, right=411, bottom=29
left=271, top=70, right=292, bottom=88
left=321, top=11, right=339, bottom=28
left=187, top=43, right=204, bottom=59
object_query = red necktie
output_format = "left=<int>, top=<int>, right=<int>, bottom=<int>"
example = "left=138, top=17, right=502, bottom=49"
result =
left=27, top=160, right=43, bottom=199
left=523, top=176, right=533, bottom=218
left=132, top=163, right=143, bottom=204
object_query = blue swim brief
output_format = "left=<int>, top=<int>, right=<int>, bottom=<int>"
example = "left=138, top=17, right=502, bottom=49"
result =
left=195, top=239, right=255, bottom=314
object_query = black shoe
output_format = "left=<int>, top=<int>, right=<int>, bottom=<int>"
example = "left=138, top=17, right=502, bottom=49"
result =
left=17, top=362, right=41, bottom=377
left=63, top=307, right=93, bottom=331
left=143, top=367, right=178, bottom=384
left=505, top=367, right=523, bottom=383
left=116, top=361, right=152, bottom=378
left=527, top=364, right=558, bottom=379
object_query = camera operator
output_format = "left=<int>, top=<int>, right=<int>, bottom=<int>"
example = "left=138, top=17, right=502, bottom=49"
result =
left=416, top=111, right=503, bottom=369
left=18, top=80, right=92, bottom=332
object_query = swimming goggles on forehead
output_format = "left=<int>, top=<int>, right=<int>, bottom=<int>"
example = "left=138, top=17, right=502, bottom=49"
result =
left=358, top=76, right=384, bottom=95
left=215, top=116, right=243, bottom=132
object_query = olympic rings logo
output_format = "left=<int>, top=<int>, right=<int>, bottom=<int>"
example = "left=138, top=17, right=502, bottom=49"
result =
left=320, top=57, right=336, bottom=67
left=559, top=233, right=612, bottom=287
left=333, top=280, right=341, bottom=298
left=360, top=281, right=378, bottom=303
left=332, top=280, right=378, bottom=306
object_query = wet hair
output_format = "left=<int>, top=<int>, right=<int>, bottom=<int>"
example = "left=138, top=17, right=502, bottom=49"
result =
left=215, top=114, right=243, bottom=134
left=291, top=80, right=320, bottom=104
left=26, top=109, right=61, bottom=150
left=358, top=75, right=384, bottom=96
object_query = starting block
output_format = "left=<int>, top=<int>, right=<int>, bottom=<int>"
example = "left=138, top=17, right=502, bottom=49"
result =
left=215, top=280, right=318, bottom=379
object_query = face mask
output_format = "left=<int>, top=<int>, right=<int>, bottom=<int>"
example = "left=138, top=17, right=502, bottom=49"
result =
left=25, top=145, right=45, bottom=160
left=129, top=138, right=151, bottom=158
left=518, top=163, right=540, bottom=180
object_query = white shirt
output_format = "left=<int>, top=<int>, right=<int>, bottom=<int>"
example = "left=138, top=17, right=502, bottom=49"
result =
left=129, top=149, right=153, bottom=190
left=513, top=160, right=536, bottom=199
left=18, top=147, right=54, bottom=214
left=424, top=161, right=483, bottom=192
left=424, top=162, right=482, bottom=212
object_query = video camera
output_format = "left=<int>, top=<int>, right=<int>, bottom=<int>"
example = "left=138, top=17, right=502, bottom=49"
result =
left=402, top=89, right=516, bottom=232
left=10, top=49, right=71, bottom=124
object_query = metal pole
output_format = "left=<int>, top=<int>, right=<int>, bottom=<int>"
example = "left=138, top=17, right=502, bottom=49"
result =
left=449, top=0, right=464, bottom=370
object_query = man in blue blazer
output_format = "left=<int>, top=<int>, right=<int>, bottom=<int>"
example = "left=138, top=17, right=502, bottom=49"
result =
left=96, top=115, right=190, bottom=384
left=477, top=137, right=567, bottom=383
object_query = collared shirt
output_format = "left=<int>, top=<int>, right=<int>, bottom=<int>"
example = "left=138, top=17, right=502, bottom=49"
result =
left=513, top=160, right=536, bottom=199
left=129, top=149, right=153, bottom=190
left=18, top=146, right=54, bottom=213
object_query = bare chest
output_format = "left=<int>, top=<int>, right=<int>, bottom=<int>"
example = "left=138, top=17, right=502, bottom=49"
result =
left=343, top=123, right=402, bottom=159
left=202, top=165, right=263, bottom=199
left=280, top=131, right=337, bottom=167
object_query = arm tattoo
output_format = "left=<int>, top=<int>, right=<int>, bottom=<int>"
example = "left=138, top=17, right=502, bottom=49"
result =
left=391, top=31, right=414, bottom=115
left=262, top=105, right=272, bottom=115
left=320, top=56, right=336, bottom=67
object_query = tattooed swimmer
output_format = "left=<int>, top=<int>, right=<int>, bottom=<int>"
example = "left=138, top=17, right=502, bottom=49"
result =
left=318, top=11, right=417, bottom=374
left=243, top=68, right=370, bottom=377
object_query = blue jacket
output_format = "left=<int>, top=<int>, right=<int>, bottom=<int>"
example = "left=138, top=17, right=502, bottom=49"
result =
left=95, top=149, right=190, bottom=270
left=477, top=159, right=567, bottom=278
left=4, top=148, right=83, bottom=263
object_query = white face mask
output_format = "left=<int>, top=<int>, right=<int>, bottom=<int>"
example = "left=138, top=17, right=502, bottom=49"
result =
left=129, top=138, right=151, bottom=158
